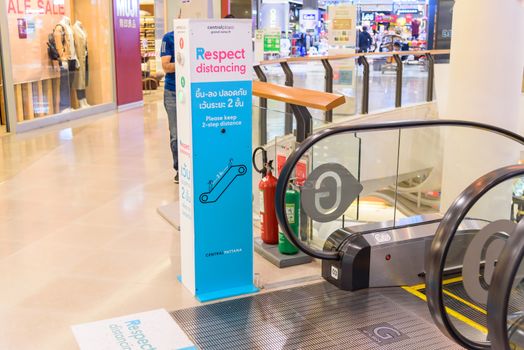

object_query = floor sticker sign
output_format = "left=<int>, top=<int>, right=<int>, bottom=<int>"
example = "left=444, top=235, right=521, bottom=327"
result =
left=174, top=19, right=257, bottom=302
left=71, top=309, right=195, bottom=350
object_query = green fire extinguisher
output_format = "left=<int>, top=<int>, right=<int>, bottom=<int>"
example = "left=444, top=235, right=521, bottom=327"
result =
left=279, top=183, right=300, bottom=255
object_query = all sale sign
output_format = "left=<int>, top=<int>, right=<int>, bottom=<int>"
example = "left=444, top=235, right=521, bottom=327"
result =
left=4, top=0, right=70, bottom=83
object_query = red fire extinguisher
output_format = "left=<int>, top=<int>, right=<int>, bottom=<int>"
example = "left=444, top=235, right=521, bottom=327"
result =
left=253, top=147, right=279, bottom=244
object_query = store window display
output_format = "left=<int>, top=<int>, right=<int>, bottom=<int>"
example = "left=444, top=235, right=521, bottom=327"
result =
left=0, top=46, right=6, bottom=133
left=3, top=0, right=113, bottom=123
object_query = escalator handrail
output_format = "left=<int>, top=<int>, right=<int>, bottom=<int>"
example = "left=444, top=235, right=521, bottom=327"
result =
left=426, top=164, right=524, bottom=350
left=487, top=219, right=524, bottom=350
left=275, top=119, right=524, bottom=261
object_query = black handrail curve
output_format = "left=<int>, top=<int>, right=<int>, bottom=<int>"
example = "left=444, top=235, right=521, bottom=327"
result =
left=487, top=219, right=524, bottom=350
left=275, top=119, right=524, bottom=261
left=426, top=164, right=524, bottom=350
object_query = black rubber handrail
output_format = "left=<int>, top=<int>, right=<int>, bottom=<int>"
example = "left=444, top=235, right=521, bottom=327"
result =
left=487, top=219, right=524, bottom=350
left=275, top=119, right=524, bottom=261
left=426, top=164, right=524, bottom=350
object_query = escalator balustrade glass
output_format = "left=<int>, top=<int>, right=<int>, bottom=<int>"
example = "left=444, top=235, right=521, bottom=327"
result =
left=488, top=218, right=524, bottom=350
left=277, top=122, right=524, bottom=266
left=427, top=166, right=524, bottom=350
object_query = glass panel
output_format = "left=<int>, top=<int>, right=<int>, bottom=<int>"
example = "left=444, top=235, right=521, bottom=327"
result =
left=442, top=179, right=517, bottom=345
left=289, top=61, right=324, bottom=91
left=401, top=54, right=428, bottom=106
left=505, top=256, right=524, bottom=349
left=332, top=57, right=358, bottom=118
left=396, top=124, right=524, bottom=221
left=4, top=0, right=113, bottom=122
left=261, top=63, right=286, bottom=116
left=277, top=124, right=524, bottom=261
left=439, top=125, right=524, bottom=344
left=289, top=61, right=326, bottom=122
left=252, top=103, right=295, bottom=145
left=367, top=54, right=397, bottom=112
left=283, top=129, right=400, bottom=253
left=396, top=127, right=443, bottom=219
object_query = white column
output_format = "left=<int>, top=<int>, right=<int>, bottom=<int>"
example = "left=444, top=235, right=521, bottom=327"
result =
left=439, top=1, right=524, bottom=216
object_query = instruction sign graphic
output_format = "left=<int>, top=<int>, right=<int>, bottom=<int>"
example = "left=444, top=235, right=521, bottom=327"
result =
left=174, top=19, right=257, bottom=302
left=72, top=309, right=195, bottom=350
left=199, top=161, right=247, bottom=204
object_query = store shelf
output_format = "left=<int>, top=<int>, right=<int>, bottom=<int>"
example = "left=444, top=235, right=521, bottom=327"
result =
left=139, top=12, right=156, bottom=76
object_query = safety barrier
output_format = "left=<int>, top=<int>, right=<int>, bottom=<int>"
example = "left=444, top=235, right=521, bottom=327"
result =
left=253, top=49, right=450, bottom=144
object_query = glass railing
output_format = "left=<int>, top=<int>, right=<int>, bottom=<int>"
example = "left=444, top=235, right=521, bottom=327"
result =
left=332, top=57, right=358, bottom=118
left=425, top=164, right=524, bottom=349
left=487, top=218, right=524, bottom=350
left=275, top=120, right=524, bottom=261
left=252, top=102, right=330, bottom=226
left=254, top=50, right=447, bottom=123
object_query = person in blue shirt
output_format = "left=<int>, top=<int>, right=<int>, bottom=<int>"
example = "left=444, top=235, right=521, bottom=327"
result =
left=161, top=31, right=179, bottom=183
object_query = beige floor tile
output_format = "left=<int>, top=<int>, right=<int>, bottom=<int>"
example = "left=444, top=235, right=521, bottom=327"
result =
left=3, top=241, right=94, bottom=272
left=0, top=307, right=81, bottom=350
left=19, top=275, right=130, bottom=315
left=102, top=227, right=178, bottom=255
left=0, top=240, right=26, bottom=258
left=37, top=223, right=130, bottom=249
left=0, top=217, right=64, bottom=243
left=0, top=90, right=324, bottom=349
left=0, top=263, right=64, bottom=307
left=70, top=250, right=167, bottom=283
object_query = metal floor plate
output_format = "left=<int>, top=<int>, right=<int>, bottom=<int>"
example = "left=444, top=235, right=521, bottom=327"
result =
left=171, top=282, right=466, bottom=349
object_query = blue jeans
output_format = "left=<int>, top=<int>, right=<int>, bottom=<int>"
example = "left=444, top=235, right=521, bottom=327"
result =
left=164, top=89, right=178, bottom=171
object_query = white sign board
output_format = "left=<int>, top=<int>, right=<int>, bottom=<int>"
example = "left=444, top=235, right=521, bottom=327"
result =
left=254, top=29, right=264, bottom=63
left=72, top=309, right=195, bottom=350
left=328, top=5, right=357, bottom=46
left=174, top=19, right=257, bottom=302
left=300, top=9, right=318, bottom=32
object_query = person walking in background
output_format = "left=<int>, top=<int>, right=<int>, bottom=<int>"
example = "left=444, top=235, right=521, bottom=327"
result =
left=161, top=30, right=179, bottom=183
left=358, top=26, right=373, bottom=53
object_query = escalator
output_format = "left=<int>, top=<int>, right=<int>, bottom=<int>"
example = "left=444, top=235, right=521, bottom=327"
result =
left=275, top=120, right=524, bottom=349
left=170, top=120, right=524, bottom=349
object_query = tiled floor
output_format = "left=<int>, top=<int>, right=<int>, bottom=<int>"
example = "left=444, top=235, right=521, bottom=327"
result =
left=0, top=91, right=320, bottom=349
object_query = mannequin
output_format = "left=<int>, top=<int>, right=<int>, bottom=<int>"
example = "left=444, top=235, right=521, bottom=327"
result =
left=73, top=21, right=89, bottom=108
left=54, top=16, right=79, bottom=113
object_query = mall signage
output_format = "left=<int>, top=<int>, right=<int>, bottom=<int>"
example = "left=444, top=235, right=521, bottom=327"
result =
left=174, top=19, right=257, bottom=302
left=328, top=4, right=357, bottom=46
left=396, top=8, right=420, bottom=15
left=112, top=0, right=142, bottom=106
left=263, top=28, right=281, bottom=53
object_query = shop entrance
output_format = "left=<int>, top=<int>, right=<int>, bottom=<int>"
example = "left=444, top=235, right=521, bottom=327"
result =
left=140, top=0, right=162, bottom=92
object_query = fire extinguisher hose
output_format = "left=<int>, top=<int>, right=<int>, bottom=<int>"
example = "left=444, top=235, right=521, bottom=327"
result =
left=252, top=146, right=268, bottom=176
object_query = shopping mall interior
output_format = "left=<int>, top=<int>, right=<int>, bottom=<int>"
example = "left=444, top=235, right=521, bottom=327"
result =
left=0, top=0, right=523, bottom=349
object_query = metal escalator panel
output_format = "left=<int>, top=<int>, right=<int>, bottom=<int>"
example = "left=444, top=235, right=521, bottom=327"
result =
left=427, top=165, right=524, bottom=350
left=488, top=219, right=524, bottom=350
